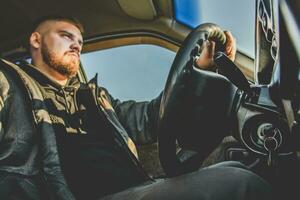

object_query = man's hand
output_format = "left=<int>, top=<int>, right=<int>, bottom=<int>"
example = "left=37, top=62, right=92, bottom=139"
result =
left=195, top=31, right=236, bottom=70
left=224, top=31, right=236, bottom=62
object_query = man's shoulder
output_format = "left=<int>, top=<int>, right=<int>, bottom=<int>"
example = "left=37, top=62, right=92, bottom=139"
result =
left=0, top=68, right=11, bottom=102
left=0, top=59, right=32, bottom=110
left=0, top=59, right=46, bottom=102
left=0, top=58, right=35, bottom=82
left=0, top=58, right=24, bottom=89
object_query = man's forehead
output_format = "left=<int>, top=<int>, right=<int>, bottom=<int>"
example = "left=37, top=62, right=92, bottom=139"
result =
left=37, top=20, right=83, bottom=39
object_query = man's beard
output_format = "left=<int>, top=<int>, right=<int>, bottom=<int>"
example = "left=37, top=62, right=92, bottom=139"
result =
left=41, top=44, right=79, bottom=78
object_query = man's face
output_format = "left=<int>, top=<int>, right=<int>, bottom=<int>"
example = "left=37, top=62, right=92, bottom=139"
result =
left=39, top=21, right=83, bottom=78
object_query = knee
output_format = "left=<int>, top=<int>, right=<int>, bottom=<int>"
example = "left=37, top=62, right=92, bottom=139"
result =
left=219, top=167, right=273, bottom=200
left=193, top=166, right=273, bottom=200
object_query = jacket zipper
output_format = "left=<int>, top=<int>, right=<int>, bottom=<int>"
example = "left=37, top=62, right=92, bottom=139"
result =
left=61, top=88, right=71, bottom=114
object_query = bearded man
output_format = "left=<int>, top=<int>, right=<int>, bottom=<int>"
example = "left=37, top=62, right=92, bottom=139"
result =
left=0, top=16, right=273, bottom=200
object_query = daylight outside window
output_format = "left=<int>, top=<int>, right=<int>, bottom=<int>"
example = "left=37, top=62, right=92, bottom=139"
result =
left=174, top=0, right=255, bottom=57
left=81, top=44, right=175, bottom=101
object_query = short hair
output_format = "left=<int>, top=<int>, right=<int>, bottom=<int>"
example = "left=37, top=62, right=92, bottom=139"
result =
left=30, top=15, right=84, bottom=34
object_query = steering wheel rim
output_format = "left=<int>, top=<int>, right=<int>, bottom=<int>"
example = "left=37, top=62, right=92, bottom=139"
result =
left=158, top=23, right=238, bottom=177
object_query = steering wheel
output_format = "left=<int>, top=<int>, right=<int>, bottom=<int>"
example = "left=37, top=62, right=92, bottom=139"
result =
left=158, top=23, right=239, bottom=177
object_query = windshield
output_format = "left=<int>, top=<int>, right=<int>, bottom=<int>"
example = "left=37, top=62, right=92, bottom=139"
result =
left=174, top=0, right=255, bottom=57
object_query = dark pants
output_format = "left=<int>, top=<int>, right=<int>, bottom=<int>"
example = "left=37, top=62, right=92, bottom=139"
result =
left=100, top=161, right=273, bottom=200
left=0, top=162, right=274, bottom=200
left=0, top=172, right=46, bottom=200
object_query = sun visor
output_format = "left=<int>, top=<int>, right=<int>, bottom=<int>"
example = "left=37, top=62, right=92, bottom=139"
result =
left=117, top=0, right=157, bottom=20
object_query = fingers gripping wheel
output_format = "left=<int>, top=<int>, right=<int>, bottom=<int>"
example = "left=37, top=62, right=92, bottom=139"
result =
left=158, top=23, right=238, bottom=177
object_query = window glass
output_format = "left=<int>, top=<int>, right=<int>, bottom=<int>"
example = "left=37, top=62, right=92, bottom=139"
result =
left=173, top=0, right=202, bottom=28
left=81, top=44, right=175, bottom=101
left=174, top=0, right=255, bottom=57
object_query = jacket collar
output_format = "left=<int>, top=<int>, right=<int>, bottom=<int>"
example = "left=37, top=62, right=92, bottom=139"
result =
left=21, top=63, right=80, bottom=90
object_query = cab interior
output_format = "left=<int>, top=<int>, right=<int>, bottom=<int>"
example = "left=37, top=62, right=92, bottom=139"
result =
left=0, top=0, right=299, bottom=197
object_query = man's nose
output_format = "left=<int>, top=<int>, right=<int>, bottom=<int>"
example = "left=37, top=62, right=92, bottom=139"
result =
left=70, top=41, right=82, bottom=53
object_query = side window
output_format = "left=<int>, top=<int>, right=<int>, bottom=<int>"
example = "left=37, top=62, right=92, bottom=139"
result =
left=80, top=44, right=176, bottom=101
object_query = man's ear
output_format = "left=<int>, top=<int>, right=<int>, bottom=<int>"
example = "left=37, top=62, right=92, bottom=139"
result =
left=29, top=32, right=41, bottom=49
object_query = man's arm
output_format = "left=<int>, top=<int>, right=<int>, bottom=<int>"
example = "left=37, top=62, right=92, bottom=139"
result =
left=100, top=87, right=162, bottom=145
left=0, top=60, right=76, bottom=200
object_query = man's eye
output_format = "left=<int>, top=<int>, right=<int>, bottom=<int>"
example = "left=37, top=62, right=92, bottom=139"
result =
left=62, top=34, right=72, bottom=40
